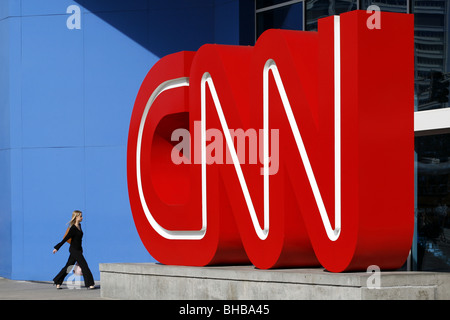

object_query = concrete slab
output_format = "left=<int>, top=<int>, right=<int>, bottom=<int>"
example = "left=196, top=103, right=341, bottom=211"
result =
left=99, top=263, right=450, bottom=300
left=0, top=278, right=103, bottom=300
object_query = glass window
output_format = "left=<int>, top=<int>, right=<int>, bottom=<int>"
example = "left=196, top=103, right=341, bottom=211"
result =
left=360, top=0, right=407, bottom=12
left=305, top=0, right=357, bottom=31
left=256, top=2, right=304, bottom=39
left=413, top=0, right=449, bottom=111
left=415, top=133, right=450, bottom=271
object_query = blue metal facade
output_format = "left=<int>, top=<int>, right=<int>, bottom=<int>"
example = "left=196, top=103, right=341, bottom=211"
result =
left=0, top=0, right=252, bottom=281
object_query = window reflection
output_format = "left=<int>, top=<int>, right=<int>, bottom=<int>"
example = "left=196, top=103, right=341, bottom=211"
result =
left=413, top=0, right=449, bottom=110
left=360, top=0, right=407, bottom=13
left=415, top=133, right=450, bottom=271
left=305, top=0, right=357, bottom=31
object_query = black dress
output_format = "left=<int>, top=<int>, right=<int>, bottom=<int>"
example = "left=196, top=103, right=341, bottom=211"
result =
left=53, top=224, right=95, bottom=287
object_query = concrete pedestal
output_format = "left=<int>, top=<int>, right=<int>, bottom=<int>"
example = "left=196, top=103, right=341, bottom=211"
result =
left=99, top=263, right=450, bottom=300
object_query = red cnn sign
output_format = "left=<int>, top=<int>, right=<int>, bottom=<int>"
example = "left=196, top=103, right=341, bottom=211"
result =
left=127, top=11, right=414, bottom=272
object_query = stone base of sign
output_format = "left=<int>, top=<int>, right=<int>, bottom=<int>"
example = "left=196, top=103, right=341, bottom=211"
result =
left=99, top=263, right=450, bottom=300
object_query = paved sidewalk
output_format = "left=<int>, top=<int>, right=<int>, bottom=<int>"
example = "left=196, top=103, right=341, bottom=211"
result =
left=0, top=277, right=106, bottom=300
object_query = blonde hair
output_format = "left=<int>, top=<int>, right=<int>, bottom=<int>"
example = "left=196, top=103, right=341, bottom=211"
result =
left=67, top=210, right=82, bottom=226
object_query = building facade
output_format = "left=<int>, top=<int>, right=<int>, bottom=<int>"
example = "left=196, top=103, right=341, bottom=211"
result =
left=0, top=0, right=449, bottom=281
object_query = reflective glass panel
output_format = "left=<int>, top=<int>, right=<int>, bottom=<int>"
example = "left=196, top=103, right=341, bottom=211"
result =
left=360, top=0, right=407, bottom=13
left=415, top=133, right=450, bottom=271
left=413, top=0, right=449, bottom=111
left=305, top=0, right=357, bottom=31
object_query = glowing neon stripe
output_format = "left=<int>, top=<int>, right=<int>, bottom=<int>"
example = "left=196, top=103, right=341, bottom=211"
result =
left=200, top=15, right=341, bottom=241
left=136, top=77, right=207, bottom=240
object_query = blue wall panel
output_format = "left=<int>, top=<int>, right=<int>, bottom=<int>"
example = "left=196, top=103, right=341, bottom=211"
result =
left=7, top=17, right=22, bottom=150
left=214, top=0, right=240, bottom=45
left=77, top=0, right=149, bottom=13
left=21, top=15, right=84, bottom=148
left=84, top=10, right=155, bottom=147
left=84, top=146, right=149, bottom=271
left=147, top=5, right=214, bottom=57
left=21, top=0, right=81, bottom=16
left=0, top=149, right=12, bottom=278
left=0, top=18, right=11, bottom=150
left=0, top=15, right=19, bottom=279
left=21, top=147, right=85, bottom=280
left=10, top=148, right=24, bottom=279
left=0, top=0, right=20, bottom=20
left=0, top=0, right=246, bottom=281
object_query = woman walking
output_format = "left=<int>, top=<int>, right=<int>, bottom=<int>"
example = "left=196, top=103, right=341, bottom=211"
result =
left=52, top=210, right=95, bottom=289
